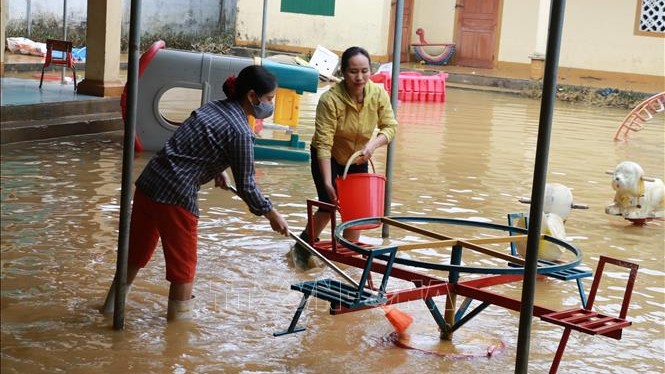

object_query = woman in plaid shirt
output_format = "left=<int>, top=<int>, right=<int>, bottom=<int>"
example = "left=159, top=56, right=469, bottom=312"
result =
left=102, top=65, right=289, bottom=321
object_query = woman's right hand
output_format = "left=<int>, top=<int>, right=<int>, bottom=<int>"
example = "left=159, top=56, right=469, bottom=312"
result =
left=214, top=171, right=230, bottom=190
left=264, top=208, right=289, bottom=236
left=325, top=182, right=338, bottom=204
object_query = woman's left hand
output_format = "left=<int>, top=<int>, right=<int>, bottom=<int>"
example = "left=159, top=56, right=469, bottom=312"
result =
left=357, top=134, right=389, bottom=164
left=356, top=144, right=375, bottom=164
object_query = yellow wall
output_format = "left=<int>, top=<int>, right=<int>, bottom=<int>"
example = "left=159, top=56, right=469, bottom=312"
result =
left=411, top=0, right=456, bottom=43
left=498, top=0, right=540, bottom=63
left=498, top=0, right=664, bottom=77
left=235, top=0, right=392, bottom=56
left=560, top=0, right=664, bottom=77
left=235, top=0, right=664, bottom=79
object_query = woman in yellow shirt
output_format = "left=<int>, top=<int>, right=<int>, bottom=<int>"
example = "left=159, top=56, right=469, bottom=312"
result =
left=293, top=46, right=398, bottom=268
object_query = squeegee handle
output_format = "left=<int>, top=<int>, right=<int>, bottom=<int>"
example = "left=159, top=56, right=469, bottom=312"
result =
left=289, top=231, right=359, bottom=288
left=227, top=185, right=359, bottom=288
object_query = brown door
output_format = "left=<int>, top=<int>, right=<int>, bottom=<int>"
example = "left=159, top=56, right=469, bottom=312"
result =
left=388, top=0, right=414, bottom=62
left=455, top=0, right=500, bottom=68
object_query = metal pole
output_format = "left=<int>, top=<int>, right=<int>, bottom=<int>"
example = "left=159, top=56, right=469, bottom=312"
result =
left=442, top=244, right=463, bottom=340
left=113, top=0, right=142, bottom=330
left=382, top=0, right=403, bottom=238
left=61, top=0, right=67, bottom=84
left=62, top=0, right=67, bottom=39
left=514, top=0, right=566, bottom=372
left=260, top=0, right=268, bottom=59
left=26, top=0, right=31, bottom=37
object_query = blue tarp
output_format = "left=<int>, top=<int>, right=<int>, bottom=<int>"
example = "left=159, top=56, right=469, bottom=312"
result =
left=52, top=47, right=87, bottom=61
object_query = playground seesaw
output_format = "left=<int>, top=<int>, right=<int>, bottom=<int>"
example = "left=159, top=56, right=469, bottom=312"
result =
left=275, top=200, right=639, bottom=373
left=614, top=91, right=665, bottom=141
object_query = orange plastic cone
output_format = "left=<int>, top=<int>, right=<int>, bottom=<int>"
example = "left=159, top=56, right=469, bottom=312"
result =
left=382, top=306, right=413, bottom=333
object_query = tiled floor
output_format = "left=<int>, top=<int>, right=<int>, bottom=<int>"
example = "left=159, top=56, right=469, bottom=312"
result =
left=1, top=77, right=99, bottom=106
left=1, top=52, right=106, bottom=107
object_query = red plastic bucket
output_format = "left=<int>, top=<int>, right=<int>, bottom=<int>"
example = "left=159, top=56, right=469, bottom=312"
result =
left=336, top=152, right=386, bottom=230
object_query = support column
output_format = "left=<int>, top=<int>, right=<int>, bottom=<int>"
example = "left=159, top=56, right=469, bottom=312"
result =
left=529, top=0, right=551, bottom=80
left=1, top=0, right=7, bottom=76
left=442, top=244, right=463, bottom=340
left=77, top=0, right=124, bottom=97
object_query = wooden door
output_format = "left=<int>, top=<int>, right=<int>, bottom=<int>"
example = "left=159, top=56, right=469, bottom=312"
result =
left=455, top=0, right=500, bottom=68
left=388, top=0, right=414, bottom=62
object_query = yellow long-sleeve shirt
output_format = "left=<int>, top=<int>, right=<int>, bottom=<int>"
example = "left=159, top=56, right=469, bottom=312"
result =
left=312, top=79, right=398, bottom=165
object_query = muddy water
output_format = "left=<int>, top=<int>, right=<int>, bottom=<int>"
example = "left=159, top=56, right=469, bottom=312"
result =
left=1, top=86, right=663, bottom=374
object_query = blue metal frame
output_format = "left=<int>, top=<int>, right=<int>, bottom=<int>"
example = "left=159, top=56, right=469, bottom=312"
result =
left=335, top=216, right=584, bottom=276
left=274, top=235, right=400, bottom=336
left=276, top=215, right=592, bottom=337
left=451, top=301, right=490, bottom=333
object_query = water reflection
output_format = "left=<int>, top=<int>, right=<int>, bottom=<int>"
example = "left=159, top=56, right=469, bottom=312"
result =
left=1, top=87, right=663, bottom=373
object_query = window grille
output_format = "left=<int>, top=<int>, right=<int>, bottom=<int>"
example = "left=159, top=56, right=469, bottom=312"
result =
left=638, top=0, right=665, bottom=34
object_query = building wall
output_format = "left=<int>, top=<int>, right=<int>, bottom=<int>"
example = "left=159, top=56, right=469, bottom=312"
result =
left=6, top=0, right=662, bottom=79
left=498, top=0, right=539, bottom=63
left=497, top=0, right=663, bottom=77
left=6, top=0, right=88, bottom=26
left=560, top=0, right=664, bottom=77
left=5, top=0, right=223, bottom=37
left=235, top=0, right=392, bottom=56
left=411, top=0, right=456, bottom=44
left=121, top=0, right=222, bottom=35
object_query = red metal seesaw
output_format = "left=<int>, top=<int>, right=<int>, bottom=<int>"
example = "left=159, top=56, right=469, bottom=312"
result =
left=275, top=200, right=639, bottom=371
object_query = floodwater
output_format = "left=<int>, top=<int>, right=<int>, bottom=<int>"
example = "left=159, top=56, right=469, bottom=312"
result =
left=1, top=86, right=664, bottom=374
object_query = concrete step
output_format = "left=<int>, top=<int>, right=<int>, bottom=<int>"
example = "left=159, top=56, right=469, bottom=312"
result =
left=1, top=112, right=123, bottom=144
left=445, top=73, right=537, bottom=91
left=1, top=97, right=122, bottom=122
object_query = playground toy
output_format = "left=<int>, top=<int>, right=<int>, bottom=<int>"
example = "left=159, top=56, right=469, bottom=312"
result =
left=511, top=183, right=589, bottom=262
left=541, top=256, right=638, bottom=373
left=605, top=161, right=665, bottom=223
left=285, top=230, right=413, bottom=335
left=275, top=201, right=638, bottom=372
left=411, top=28, right=456, bottom=66
left=122, top=41, right=319, bottom=161
left=508, top=184, right=591, bottom=305
left=614, top=91, right=665, bottom=141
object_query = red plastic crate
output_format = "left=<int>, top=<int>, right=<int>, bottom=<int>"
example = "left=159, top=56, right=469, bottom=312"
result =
left=370, top=71, right=447, bottom=103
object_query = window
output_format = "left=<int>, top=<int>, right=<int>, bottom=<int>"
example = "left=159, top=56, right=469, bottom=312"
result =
left=281, top=0, right=335, bottom=16
left=158, top=87, right=202, bottom=127
left=635, top=0, right=665, bottom=36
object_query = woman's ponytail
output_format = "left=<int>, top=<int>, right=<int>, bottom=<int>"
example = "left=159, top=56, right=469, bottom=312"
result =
left=222, top=65, right=276, bottom=102
left=222, top=75, right=238, bottom=99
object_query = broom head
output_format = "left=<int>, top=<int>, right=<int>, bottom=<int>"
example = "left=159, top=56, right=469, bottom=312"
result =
left=383, top=306, right=413, bottom=333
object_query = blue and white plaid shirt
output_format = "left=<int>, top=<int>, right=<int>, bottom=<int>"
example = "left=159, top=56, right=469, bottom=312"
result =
left=135, top=99, right=272, bottom=217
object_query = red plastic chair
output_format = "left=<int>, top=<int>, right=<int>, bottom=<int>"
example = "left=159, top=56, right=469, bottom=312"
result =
left=39, top=39, right=78, bottom=90
left=540, top=256, right=639, bottom=373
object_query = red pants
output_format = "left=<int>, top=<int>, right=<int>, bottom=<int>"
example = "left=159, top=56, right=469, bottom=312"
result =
left=128, top=189, right=198, bottom=283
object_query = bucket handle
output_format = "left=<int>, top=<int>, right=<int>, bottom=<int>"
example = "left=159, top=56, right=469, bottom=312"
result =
left=342, top=151, right=376, bottom=180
